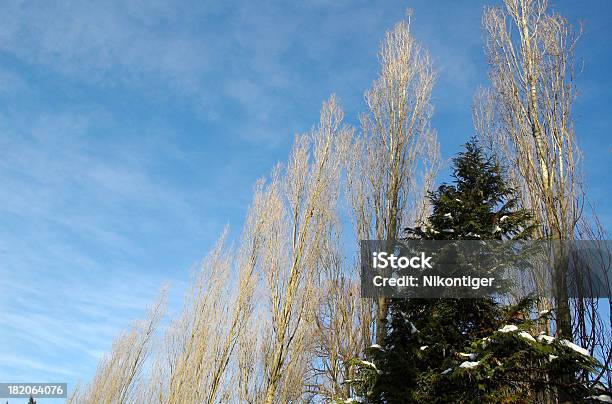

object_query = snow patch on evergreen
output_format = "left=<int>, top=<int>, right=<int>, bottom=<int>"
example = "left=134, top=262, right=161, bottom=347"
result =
left=585, top=395, right=612, bottom=403
left=341, top=398, right=365, bottom=403
left=560, top=339, right=590, bottom=356
left=537, top=334, right=555, bottom=344
left=459, top=352, right=477, bottom=360
left=459, top=361, right=480, bottom=369
left=519, top=331, right=536, bottom=342
left=440, top=368, right=452, bottom=375
left=497, top=324, right=518, bottom=333
left=548, top=355, right=558, bottom=361
left=357, top=360, right=378, bottom=371
left=420, top=345, right=428, bottom=351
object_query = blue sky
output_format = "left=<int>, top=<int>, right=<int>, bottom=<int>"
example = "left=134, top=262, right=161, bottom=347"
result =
left=0, top=0, right=610, bottom=400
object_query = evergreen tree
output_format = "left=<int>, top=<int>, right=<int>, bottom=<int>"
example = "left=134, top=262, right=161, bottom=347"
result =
left=350, top=139, right=603, bottom=403
left=27, top=397, right=35, bottom=404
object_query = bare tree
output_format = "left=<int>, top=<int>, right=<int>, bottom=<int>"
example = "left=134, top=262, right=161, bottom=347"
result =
left=157, top=181, right=267, bottom=404
left=162, top=231, right=234, bottom=403
left=477, top=0, right=611, bottom=388
left=71, top=96, right=346, bottom=404
left=65, top=12, right=443, bottom=402
left=480, top=0, right=583, bottom=339
left=310, top=252, right=374, bottom=401
left=343, top=11, right=439, bottom=345
left=258, top=95, right=347, bottom=403
left=68, top=289, right=166, bottom=404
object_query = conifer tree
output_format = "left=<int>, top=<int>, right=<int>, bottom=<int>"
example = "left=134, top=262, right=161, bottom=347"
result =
left=350, top=139, right=603, bottom=403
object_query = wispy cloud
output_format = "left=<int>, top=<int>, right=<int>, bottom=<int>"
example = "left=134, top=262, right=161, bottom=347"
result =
left=0, top=104, right=204, bottom=384
left=0, top=0, right=402, bottom=146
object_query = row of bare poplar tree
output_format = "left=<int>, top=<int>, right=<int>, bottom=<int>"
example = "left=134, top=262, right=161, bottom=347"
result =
left=68, top=1, right=611, bottom=402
